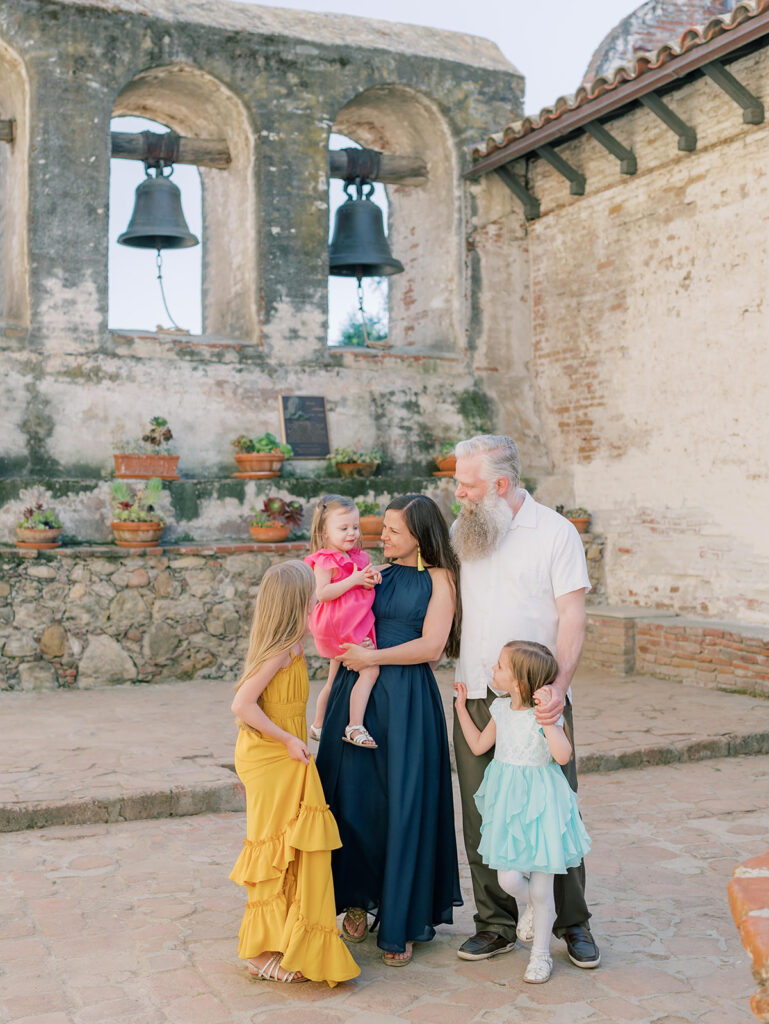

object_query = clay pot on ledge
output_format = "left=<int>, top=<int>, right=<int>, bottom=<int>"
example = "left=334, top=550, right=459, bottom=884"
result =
left=359, top=514, right=384, bottom=544
left=337, top=461, right=378, bottom=479
left=234, top=452, right=286, bottom=479
left=15, top=527, right=63, bottom=550
left=433, top=453, right=456, bottom=477
left=249, top=523, right=291, bottom=543
left=111, top=520, right=165, bottom=548
left=113, top=453, right=180, bottom=480
left=567, top=515, right=591, bottom=535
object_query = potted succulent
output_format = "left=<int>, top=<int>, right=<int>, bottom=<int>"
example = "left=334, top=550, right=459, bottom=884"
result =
left=16, top=502, right=64, bottom=549
left=111, top=477, right=166, bottom=548
left=113, top=416, right=180, bottom=480
left=329, top=447, right=383, bottom=478
left=355, top=500, right=384, bottom=544
left=433, top=441, right=457, bottom=477
left=232, top=433, right=293, bottom=478
left=249, top=497, right=303, bottom=542
left=557, top=505, right=592, bottom=534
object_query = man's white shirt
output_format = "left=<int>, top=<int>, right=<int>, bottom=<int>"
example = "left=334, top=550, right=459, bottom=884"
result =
left=455, top=492, right=591, bottom=699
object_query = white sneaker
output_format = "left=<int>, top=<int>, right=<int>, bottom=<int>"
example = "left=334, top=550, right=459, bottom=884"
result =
left=517, top=904, right=535, bottom=943
left=523, top=952, right=553, bottom=984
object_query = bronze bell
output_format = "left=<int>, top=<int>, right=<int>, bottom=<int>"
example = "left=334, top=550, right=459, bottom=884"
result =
left=118, top=167, right=199, bottom=250
left=329, top=180, right=403, bottom=278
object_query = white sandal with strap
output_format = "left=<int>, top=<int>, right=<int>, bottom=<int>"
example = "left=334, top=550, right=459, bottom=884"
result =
left=523, top=952, right=553, bottom=984
left=309, top=725, right=322, bottom=741
left=247, top=953, right=307, bottom=983
left=343, top=724, right=378, bottom=749
left=517, top=903, right=535, bottom=943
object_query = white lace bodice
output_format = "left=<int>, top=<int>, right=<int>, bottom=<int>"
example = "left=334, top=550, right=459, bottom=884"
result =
left=490, top=700, right=556, bottom=767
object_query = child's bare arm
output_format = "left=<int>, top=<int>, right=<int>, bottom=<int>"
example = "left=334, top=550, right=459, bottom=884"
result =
left=453, top=682, right=496, bottom=755
left=314, top=563, right=375, bottom=602
left=542, top=723, right=572, bottom=765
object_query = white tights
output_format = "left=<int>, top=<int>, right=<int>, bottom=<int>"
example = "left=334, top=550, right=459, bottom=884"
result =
left=497, top=869, right=555, bottom=957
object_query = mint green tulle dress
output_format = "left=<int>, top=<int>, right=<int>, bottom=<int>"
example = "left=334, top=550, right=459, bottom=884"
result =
left=474, top=700, right=591, bottom=875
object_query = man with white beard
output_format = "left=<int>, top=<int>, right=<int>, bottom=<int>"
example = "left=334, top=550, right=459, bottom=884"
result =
left=451, top=434, right=600, bottom=969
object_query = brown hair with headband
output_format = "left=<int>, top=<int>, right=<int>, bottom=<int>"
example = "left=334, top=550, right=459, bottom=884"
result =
left=501, top=640, right=558, bottom=708
left=309, top=494, right=358, bottom=553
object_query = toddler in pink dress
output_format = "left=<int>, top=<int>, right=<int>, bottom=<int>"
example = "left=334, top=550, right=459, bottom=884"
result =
left=305, top=495, right=381, bottom=749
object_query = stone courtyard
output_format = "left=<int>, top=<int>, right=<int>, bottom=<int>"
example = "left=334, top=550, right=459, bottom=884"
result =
left=1, top=668, right=767, bottom=1023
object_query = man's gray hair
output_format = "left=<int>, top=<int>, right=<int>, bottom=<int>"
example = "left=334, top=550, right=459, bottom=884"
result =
left=455, top=434, right=521, bottom=488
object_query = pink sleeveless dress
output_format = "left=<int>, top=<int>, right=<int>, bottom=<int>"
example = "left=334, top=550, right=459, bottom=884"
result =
left=304, top=548, right=376, bottom=658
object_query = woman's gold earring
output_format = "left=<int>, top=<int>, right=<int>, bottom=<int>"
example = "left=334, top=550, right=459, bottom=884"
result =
left=417, top=546, right=425, bottom=572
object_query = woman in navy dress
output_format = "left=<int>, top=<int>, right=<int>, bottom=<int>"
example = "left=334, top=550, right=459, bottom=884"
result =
left=315, top=494, right=462, bottom=965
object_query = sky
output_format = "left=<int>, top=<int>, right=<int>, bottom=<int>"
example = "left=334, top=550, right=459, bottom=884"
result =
left=108, top=0, right=643, bottom=338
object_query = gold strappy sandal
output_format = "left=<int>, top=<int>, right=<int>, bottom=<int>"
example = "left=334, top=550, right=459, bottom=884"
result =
left=341, top=907, right=368, bottom=943
left=247, top=953, right=307, bottom=983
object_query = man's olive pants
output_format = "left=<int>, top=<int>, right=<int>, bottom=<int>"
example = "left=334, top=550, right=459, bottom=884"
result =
left=453, top=692, right=590, bottom=942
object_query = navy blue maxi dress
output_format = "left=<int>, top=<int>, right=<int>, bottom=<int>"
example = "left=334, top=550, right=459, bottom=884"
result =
left=315, top=563, right=462, bottom=953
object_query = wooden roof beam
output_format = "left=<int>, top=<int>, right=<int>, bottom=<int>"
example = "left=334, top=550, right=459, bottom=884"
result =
left=640, top=93, right=697, bottom=151
left=702, top=60, right=764, bottom=123
left=584, top=122, right=637, bottom=174
left=495, top=165, right=540, bottom=220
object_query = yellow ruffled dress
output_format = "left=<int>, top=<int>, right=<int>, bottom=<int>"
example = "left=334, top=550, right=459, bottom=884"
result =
left=230, top=650, right=359, bottom=986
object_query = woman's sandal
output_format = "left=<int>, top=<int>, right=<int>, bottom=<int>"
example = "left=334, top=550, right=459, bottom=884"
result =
left=247, top=953, right=307, bottom=983
left=382, top=943, right=413, bottom=967
left=309, top=725, right=322, bottom=742
left=523, top=952, right=553, bottom=984
left=342, top=724, right=378, bottom=749
left=341, top=907, right=368, bottom=943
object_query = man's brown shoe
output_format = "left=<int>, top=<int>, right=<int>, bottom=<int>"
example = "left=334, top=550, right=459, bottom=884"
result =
left=457, top=930, right=517, bottom=961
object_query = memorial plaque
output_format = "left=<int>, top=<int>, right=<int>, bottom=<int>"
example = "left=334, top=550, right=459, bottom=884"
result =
left=279, top=395, right=331, bottom=458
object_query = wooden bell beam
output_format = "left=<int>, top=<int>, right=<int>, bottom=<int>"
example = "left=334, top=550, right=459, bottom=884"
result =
left=583, top=122, right=637, bottom=175
left=640, top=93, right=697, bottom=151
left=110, top=131, right=427, bottom=183
left=495, top=164, right=540, bottom=220
left=702, top=60, right=764, bottom=124
left=0, top=119, right=15, bottom=143
left=536, top=144, right=585, bottom=195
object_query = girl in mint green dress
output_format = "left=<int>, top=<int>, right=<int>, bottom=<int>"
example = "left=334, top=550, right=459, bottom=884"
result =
left=454, top=641, right=591, bottom=985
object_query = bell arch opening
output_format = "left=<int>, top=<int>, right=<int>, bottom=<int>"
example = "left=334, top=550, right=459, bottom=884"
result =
left=111, top=64, right=257, bottom=341
left=332, top=84, right=461, bottom=352
left=109, top=115, right=202, bottom=333
left=0, top=36, right=29, bottom=330
left=327, top=132, right=390, bottom=347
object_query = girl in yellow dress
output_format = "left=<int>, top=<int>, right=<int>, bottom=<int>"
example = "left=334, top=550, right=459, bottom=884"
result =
left=229, top=560, right=360, bottom=986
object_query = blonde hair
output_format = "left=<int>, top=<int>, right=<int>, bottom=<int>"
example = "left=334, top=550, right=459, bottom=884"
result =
left=236, top=560, right=315, bottom=698
left=501, top=640, right=557, bottom=708
left=309, top=494, right=358, bottom=552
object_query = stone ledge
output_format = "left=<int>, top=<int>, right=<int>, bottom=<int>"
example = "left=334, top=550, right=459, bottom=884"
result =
left=0, top=540, right=309, bottom=559
left=729, top=849, right=769, bottom=1022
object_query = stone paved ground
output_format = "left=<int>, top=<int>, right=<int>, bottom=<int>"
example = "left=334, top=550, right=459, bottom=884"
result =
left=2, top=667, right=768, bottom=830
left=1, top=754, right=766, bottom=1023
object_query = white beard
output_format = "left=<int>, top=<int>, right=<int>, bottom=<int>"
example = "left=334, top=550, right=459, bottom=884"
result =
left=451, top=494, right=513, bottom=561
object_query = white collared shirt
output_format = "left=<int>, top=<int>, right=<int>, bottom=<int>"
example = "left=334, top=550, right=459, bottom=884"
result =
left=456, top=492, right=591, bottom=699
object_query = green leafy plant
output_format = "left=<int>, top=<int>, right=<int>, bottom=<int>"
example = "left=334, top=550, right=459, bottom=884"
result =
left=564, top=507, right=590, bottom=518
left=358, top=448, right=383, bottom=464
left=250, top=497, right=303, bottom=528
left=17, top=502, right=62, bottom=530
left=438, top=441, right=456, bottom=456
left=327, top=446, right=358, bottom=466
left=232, top=432, right=293, bottom=456
left=113, top=416, right=176, bottom=454
left=111, top=478, right=165, bottom=523
left=334, top=310, right=388, bottom=348
left=450, top=500, right=462, bottom=517
left=355, top=500, right=381, bottom=517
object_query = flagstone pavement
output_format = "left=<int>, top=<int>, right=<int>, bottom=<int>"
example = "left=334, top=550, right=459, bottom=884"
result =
left=1, top=668, right=767, bottom=1023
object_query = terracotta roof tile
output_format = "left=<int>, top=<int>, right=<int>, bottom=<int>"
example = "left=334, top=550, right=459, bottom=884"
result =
left=472, top=0, right=769, bottom=162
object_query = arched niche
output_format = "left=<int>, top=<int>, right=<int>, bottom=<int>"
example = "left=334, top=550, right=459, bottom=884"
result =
left=333, top=85, right=461, bottom=352
left=0, top=37, right=29, bottom=328
left=112, top=64, right=257, bottom=341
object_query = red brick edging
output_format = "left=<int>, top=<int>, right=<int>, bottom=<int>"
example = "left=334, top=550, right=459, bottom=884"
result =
left=729, top=851, right=769, bottom=1022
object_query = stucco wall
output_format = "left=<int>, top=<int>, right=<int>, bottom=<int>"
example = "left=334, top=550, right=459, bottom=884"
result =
left=487, top=46, right=769, bottom=623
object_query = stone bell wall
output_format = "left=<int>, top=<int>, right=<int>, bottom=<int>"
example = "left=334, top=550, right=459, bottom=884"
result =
left=0, top=0, right=544, bottom=547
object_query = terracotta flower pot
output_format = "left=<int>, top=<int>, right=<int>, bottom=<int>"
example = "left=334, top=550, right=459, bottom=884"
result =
left=113, top=453, right=180, bottom=480
left=234, top=452, right=286, bottom=479
left=359, top=514, right=384, bottom=542
left=433, top=453, right=456, bottom=477
left=249, top=523, right=290, bottom=542
left=337, top=461, right=378, bottom=479
left=567, top=516, right=591, bottom=534
left=111, top=520, right=165, bottom=548
left=15, top=526, right=63, bottom=549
